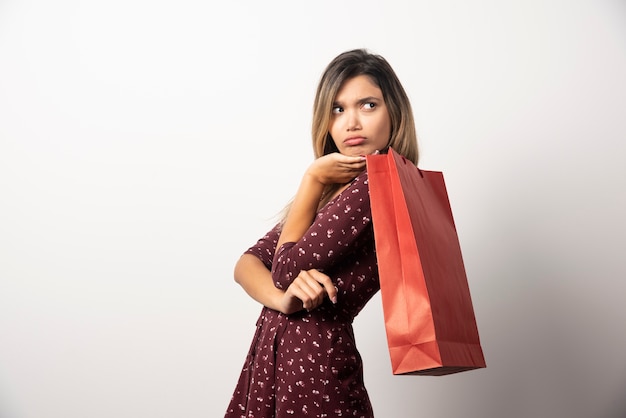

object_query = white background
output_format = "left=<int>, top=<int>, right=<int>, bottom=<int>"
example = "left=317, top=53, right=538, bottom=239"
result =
left=1, top=1, right=625, bottom=417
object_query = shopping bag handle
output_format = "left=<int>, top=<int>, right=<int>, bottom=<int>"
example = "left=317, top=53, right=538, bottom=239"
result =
left=396, top=150, right=424, bottom=178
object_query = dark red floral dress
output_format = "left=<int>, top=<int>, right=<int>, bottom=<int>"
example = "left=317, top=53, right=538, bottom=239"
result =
left=225, top=172, right=379, bottom=418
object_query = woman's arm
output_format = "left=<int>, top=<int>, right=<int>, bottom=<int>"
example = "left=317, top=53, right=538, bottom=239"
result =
left=234, top=253, right=337, bottom=313
left=270, top=169, right=373, bottom=291
left=234, top=153, right=366, bottom=314
left=234, top=253, right=285, bottom=311
left=275, top=153, right=366, bottom=251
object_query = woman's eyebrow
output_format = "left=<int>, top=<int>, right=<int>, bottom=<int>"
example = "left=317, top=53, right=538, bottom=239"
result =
left=357, top=96, right=382, bottom=104
left=333, top=96, right=383, bottom=106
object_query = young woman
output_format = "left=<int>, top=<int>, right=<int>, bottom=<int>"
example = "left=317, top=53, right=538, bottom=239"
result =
left=225, top=48, right=419, bottom=418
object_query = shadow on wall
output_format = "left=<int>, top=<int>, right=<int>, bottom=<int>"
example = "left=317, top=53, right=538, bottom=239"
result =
left=602, top=386, right=626, bottom=418
left=474, top=247, right=626, bottom=418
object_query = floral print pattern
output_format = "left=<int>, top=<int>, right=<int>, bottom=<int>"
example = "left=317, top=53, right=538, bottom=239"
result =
left=225, top=172, right=379, bottom=418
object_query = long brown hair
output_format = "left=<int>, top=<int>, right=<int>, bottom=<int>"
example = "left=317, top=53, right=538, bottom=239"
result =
left=312, top=48, right=419, bottom=208
left=279, top=49, right=419, bottom=222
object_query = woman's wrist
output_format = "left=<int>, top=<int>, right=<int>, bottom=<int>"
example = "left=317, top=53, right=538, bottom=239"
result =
left=302, top=170, right=327, bottom=194
left=303, top=161, right=328, bottom=187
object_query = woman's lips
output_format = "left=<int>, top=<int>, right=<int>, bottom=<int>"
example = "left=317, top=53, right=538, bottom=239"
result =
left=344, top=137, right=365, bottom=146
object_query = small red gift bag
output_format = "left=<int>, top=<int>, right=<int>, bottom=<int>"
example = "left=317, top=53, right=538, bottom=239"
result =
left=367, top=148, right=486, bottom=375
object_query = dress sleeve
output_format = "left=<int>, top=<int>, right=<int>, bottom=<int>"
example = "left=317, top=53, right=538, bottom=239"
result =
left=270, top=172, right=372, bottom=289
left=243, top=224, right=281, bottom=270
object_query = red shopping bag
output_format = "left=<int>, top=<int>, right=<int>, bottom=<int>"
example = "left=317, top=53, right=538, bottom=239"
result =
left=366, top=148, right=486, bottom=375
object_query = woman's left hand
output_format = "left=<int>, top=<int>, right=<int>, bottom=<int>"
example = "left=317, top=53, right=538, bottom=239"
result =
left=274, top=152, right=368, bottom=252
left=306, top=152, right=366, bottom=186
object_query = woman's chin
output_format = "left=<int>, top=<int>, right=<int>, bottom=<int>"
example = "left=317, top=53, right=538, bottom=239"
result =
left=342, top=146, right=375, bottom=157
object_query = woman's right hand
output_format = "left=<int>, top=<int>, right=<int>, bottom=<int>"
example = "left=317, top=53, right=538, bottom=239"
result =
left=278, top=269, right=338, bottom=314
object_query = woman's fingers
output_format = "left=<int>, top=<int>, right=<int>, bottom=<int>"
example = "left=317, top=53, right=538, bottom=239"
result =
left=295, top=271, right=326, bottom=310
left=307, top=269, right=338, bottom=304
left=336, top=155, right=366, bottom=173
left=310, top=153, right=366, bottom=185
left=286, top=269, right=338, bottom=311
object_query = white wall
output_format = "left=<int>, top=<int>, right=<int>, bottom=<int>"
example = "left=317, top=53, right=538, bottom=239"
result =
left=1, top=1, right=625, bottom=417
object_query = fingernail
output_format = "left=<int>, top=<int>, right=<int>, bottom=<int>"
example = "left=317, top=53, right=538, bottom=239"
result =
left=331, top=296, right=337, bottom=304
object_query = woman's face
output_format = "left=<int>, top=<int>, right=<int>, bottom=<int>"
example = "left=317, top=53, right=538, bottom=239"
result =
left=328, top=74, right=391, bottom=157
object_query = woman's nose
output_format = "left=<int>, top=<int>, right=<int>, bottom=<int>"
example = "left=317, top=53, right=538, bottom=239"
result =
left=346, top=110, right=361, bottom=131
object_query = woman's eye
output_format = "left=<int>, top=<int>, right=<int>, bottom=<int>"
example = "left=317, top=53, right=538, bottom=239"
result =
left=332, top=106, right=343, bottom=114
left=363, top=102, right=376, bottom=110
